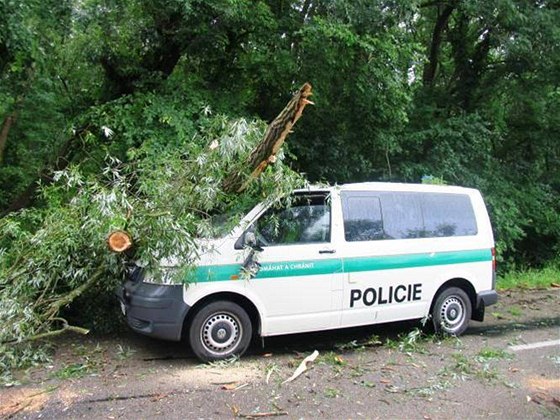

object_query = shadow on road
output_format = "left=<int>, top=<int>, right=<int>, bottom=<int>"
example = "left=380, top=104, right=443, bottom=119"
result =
left=129, top=313, right=560, bottom=365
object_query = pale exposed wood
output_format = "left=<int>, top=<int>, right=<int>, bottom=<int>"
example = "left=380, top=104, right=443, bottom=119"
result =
left=107, top=230, right=133, bottom=253
left=222, top=83, right=313, bottom=194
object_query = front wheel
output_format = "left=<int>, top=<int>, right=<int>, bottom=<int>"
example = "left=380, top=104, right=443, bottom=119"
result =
left=188, top=301, right=252, bottom=362
left=431, top=287, right=472, bottom=336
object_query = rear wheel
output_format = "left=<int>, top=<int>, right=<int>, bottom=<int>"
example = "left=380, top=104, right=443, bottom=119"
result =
left=188, top=301, right=252, bottom=362
left=431, top=287, right=472, bottom=336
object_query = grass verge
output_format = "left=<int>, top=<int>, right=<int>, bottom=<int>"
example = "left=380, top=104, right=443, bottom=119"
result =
left=497, top=262, right=560, bottom=290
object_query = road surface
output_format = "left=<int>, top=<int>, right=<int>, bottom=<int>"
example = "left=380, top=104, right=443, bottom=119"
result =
left=2, top=288, right=559, bottom=419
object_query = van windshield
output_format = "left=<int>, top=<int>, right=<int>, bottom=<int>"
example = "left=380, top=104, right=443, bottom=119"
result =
left=202, top=199, right=260, bottom=239
left=204, top=213, right=239, bottom=239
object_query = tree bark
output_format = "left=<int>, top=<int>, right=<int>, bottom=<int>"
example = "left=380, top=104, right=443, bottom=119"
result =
left=222, top=83, right=313, bottom=194
left=2, top=321, right=89, bottom=345
left=5, top=83, right=313, bottom=214
left=422, top=3, right=456, bottom=86
left=0, top=112, right=16, bottom=164
left=44, top=269, right=104, bottom=321
left=449, top=15, right=492, bottom=111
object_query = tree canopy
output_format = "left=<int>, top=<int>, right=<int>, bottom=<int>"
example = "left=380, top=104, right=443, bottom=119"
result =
left=2, top=0, right=558, bottom=264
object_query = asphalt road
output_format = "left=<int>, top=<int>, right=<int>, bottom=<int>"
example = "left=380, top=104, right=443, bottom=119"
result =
left=2, top=288, right=559, bottom=419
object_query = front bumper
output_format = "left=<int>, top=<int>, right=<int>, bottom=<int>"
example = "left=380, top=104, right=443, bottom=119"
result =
left=117, top=280, right=190, bottom=342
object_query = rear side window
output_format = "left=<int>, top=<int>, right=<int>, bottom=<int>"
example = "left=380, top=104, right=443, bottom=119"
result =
left=341, top=191, right=478, bottom=241
left=422, top=193, right=477, bottom=237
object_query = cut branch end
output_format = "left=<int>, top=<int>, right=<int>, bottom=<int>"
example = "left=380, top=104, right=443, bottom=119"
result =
left=107, top=230, right=133, bottom=253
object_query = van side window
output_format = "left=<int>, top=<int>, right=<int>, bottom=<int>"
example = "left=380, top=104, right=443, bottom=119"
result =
left=256, top=194, right=331, bottom=245
left=421, top=193, right=478, bottom=237
left=342, top=191, right=478, bottom=241
left=341, top=194, right=384, bottom=241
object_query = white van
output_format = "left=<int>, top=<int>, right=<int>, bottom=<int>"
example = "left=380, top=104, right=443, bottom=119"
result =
left=118, top=182, right=498, bottom=361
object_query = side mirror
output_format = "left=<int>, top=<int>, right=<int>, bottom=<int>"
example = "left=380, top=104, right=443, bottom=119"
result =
left=244, top=231, right=257, bottom=248
left=243, top=231, right=264, bottom=252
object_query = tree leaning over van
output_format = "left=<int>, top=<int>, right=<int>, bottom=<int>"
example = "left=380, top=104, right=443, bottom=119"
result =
left=0, top=84, right=313, bottom=375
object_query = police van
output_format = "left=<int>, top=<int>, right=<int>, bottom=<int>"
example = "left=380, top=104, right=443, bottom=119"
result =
left=118, top=182, right=498, bottom=361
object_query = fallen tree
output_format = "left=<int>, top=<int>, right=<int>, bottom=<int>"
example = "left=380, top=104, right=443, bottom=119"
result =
left=0, top=84, right=313, bottom=377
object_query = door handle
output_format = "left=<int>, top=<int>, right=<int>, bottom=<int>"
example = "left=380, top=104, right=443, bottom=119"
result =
left=319, top=249, right=336, bottom=254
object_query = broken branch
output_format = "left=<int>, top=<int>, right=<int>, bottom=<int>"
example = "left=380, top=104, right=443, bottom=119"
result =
left=222, top=83, right=313, bottom=194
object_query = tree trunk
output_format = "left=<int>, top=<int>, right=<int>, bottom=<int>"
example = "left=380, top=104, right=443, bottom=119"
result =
left=222, top=83, right=313, bottom=194
left=0, top=112, right=16, bottom=164
left=422, top=4, right=456, bottom=86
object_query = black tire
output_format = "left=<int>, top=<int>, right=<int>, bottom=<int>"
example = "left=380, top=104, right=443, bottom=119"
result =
left=188, top=300, right=252, bottom=362
left=431, top=287, right=472, bottom=336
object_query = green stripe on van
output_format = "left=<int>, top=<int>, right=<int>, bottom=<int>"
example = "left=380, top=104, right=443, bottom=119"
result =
left=343, top=248, right=491, bottom=274
left=187, top=249, right=492, bottom=283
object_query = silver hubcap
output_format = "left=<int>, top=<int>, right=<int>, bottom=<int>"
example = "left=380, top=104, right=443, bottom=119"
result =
left=439, top=296, right=465, bottom=333
left=201, top=312, right=241, bottom=355
left=216, top=328, right=227, bottom=340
